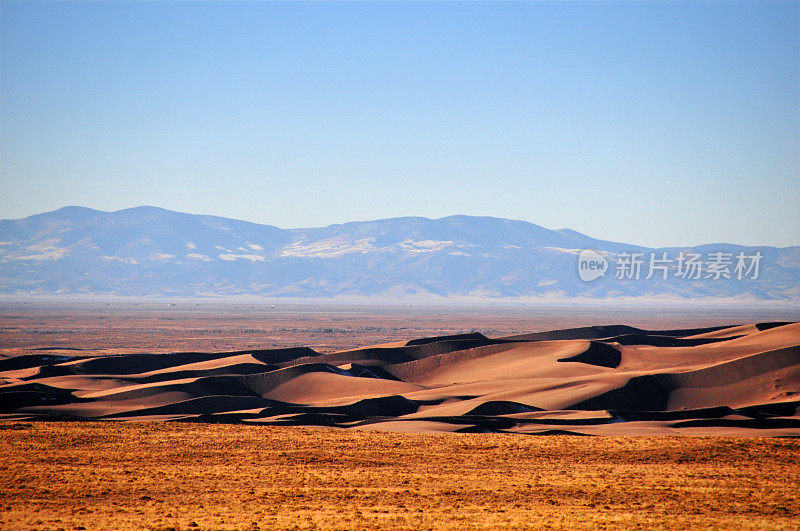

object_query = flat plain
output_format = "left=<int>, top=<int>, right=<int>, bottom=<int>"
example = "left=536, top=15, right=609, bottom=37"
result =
left=1, top=422, right=799, bottom=530
left=2, top=300, right=794, bottom=355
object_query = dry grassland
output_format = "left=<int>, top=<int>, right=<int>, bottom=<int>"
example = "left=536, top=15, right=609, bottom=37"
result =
left=1, top=422, right=798, bottom=530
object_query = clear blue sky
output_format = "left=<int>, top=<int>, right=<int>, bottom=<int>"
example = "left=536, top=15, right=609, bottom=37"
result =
left=2, top=1, right=798, bottom=247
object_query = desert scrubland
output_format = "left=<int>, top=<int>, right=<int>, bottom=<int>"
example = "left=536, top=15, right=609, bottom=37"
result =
left=1, top=423, right=798, bottom=530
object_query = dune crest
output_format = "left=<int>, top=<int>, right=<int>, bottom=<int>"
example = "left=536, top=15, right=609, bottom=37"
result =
left=1, top=323, right=799, bottom=435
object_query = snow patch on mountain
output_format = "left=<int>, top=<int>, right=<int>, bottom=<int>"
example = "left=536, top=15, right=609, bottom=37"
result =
left=281, top=237, right=376, bottom=258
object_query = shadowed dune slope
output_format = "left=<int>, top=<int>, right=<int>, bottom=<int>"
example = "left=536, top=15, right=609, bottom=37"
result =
left=1, top=322, right=799, bottom=435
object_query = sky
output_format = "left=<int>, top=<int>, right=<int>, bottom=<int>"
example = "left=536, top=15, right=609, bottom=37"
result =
left=1, top=1, right=798, bottom=248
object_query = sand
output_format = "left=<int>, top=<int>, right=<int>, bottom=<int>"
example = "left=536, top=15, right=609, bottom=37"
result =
left=1, top=322, right=798, bottom=435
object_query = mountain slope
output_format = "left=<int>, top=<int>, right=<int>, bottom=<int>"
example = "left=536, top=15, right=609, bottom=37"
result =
left=0, top=207, right=797, bottom=299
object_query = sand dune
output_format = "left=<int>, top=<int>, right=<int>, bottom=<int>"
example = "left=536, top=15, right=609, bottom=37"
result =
left=1, top=323, right=799, bottom=435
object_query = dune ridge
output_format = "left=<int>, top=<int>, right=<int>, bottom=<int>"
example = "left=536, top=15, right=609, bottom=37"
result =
left=1, top=322, right=799, bottom=435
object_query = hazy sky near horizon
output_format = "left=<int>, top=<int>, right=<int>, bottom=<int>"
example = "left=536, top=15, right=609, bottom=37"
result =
left=2, top=1, right=798, bottom=247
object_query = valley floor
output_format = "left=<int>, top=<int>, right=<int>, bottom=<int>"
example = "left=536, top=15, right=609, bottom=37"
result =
left=1, top=422, right=798, bottom=530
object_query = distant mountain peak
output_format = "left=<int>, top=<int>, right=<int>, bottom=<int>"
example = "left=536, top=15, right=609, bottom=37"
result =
left=0, top=206, right=796, bottom=300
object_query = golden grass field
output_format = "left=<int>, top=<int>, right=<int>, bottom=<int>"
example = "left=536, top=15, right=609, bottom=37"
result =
left=1, top=422, right=798, bottom=530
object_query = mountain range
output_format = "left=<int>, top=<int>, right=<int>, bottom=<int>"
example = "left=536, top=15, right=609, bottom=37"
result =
left=0, top=206, right=797, bottom=300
